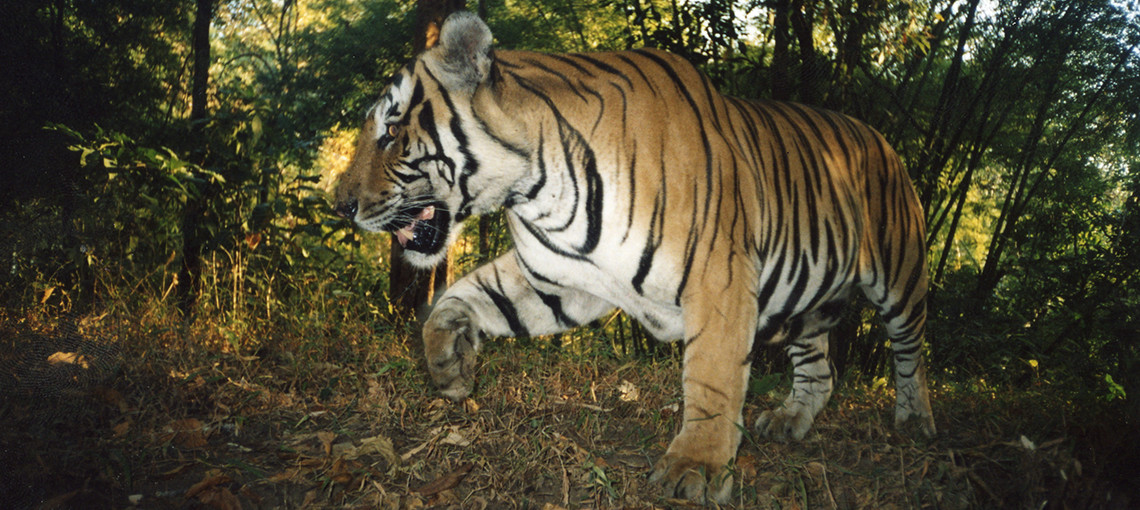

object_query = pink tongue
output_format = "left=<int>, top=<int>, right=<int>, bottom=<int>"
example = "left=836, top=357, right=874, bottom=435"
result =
left=394, top=206, right=436, bottom=247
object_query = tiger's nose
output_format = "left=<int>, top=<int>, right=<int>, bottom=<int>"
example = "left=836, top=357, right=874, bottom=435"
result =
left=335, top=199, right=358, bottom=219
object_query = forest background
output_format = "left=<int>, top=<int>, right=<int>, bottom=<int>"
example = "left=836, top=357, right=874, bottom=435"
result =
left=1, top=0, right=1138, bottom=507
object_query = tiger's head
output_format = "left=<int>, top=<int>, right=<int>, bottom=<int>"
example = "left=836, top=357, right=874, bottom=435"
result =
left=333, top=12, right=529, bottom=268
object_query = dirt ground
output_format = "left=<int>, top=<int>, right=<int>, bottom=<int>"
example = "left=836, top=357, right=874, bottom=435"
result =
left=2, top=321, right=1138, bottom=510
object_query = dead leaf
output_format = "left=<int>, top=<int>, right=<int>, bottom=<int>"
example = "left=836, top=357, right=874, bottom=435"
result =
left=158, top=463, right=192, bottom=480
left=113, top=421, right=131, bottom=438
left=431, top=425, right=473, bottom=447
left=618, top=380, right=639, bottom=402
left=426, top=489, right=460, bottom=507
left=266, top=468, right=300, bottom=483
left=415, top=463, right=474, bottom=496
left=197, top=486, right=242, bottom=510
left=301, top=490, right=319, bottom=507
left=346, top=434, right=400, bottom=467
left=239, top=485, right=260, bottom=505
left=165, top=418, right=209, bottom=448
left=805, top=461, right=826, bottom=479
left=463, top=398, right=480, bottom=413
left=331, top=441, right=356, bottom=458
left=317, top=431, right=336, bottom=456
left=185, top=474, right=231, bottom=499
left=93, top=386, right=128, bottom=412
left=329, top=457, right=355, bottom=485
left=297, top=457, right=324, bottom=468
left=400, top=437, right=432, bottom=462
left=47, top=351, right=89, bottom=369
left=737, top=454, right=759, bottom=479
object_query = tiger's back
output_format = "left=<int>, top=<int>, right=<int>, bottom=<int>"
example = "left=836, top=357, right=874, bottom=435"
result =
left=493, top=47, right=925, bottom=345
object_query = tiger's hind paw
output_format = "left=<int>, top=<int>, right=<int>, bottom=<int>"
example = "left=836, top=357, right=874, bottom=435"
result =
left=649, top=453, right=733, bottom=504
left=755, top=405, right=815, bottom=442
left=895, top=378, right=936, bottom=437
left=894, top=405, right=937, bottom=438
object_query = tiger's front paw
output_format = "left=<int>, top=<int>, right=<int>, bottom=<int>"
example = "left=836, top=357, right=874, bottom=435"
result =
left=422, top=304, right=480, bottom=401
left=649, top=435, right=734, bottom=504
left=649, top=453, right=733, bottom=504
left=755, top=404, right=815, bottom=442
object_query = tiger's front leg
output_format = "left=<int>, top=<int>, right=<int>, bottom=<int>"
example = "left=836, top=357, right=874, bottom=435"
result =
left=650, top=286, right=758, bottom=504
left=422, top=251, right=613, bottom=400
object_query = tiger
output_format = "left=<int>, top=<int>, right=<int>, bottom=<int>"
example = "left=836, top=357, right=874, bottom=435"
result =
left=333, top=11, right=935, bottom=503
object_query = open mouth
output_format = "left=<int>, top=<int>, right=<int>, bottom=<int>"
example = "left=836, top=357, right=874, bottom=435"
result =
left=386, top=203, right=450, bottom=254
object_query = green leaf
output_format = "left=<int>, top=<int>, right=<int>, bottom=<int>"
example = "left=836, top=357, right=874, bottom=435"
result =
left=748, top=373, right=782, bottom=396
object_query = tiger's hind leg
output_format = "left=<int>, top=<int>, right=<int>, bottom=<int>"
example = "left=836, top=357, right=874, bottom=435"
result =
left=754, top=301, right=848, bottom=441
left=755, top=331, right=834, bottom=442
left=863, top=274, right=936, bottom=437
left=873, top=289, right=936, bottom=437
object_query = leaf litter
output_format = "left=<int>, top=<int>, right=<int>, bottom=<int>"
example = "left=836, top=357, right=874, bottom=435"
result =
left=1, top=319, right=1136, bottom=509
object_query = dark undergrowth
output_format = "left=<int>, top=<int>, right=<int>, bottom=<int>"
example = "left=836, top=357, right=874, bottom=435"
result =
left=1, top=307, right=1137, bottom=510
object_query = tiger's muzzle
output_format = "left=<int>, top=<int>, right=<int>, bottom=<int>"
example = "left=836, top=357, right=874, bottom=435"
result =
left=335, top=199, right=452, bottom=256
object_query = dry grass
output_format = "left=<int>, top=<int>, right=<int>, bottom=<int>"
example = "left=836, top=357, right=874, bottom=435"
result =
left=1, top=308, right=1136, bottom=510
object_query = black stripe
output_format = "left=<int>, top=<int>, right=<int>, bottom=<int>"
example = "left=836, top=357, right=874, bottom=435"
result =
left=515, top=253, right=558, bottom=285
left=477, top=272, right=529, bottom=337
left=520, top=57, right=590, bottom=104
left=632, top=193, right=663, bottom=294
left=522, top=129, right=548, bottom=201
left=516, top=217, right=590, bottom=262
left=613, top=54, right=658, bottom=96
left=792, top=352, right=827, bottom=367
left=675, top=181, right=701, bottom=306
left=573, top=54, right=635, bottom=88
left=408, top=80, right=424, bottom=112
left=535, top=288, right=576, bottom=328
left=551, top=54, right=597, bottom=77
left=580, top=156, right=603, bottom=254
left=621, top=139, right=637, bottom=242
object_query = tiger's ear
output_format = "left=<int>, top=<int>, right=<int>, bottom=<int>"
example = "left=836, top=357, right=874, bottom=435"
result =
left=432, top=11, right=493, bottom=93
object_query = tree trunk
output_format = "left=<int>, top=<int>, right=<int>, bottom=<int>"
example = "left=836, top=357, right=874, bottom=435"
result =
left=973, top=10, right=1080, bottom=303
left=414, top=0, right=466, bottom=53
left=190, top=0, right=211, bottom=125
left=789, top=0, right=818, bottom=104
left=771, top=0, right=791, bottom=101
left=915, top=0, right=981, bottom=210
left=178, top=0, right=214, bottom=319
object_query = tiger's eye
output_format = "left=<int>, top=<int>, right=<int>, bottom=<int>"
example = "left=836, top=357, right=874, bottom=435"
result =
left=387, top=124, right=399, bottom=138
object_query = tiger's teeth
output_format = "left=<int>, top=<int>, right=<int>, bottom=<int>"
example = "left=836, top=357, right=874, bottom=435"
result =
left=394, top=207, right=434, bottom=247
left=395, top=222, right=416, bottom=247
